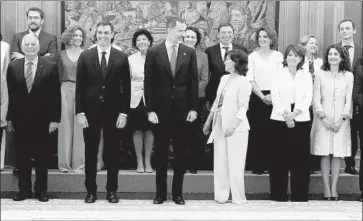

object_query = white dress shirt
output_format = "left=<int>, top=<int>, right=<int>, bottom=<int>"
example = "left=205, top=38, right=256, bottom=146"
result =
left=97, top=45, right=111, bottom=66
left=1, top=41, right=10, bottom=77
left=220, top=43, right=233, bottom=60
left=29, top=28, right=41, bottom=37
left=24, top=56, right=38, bottom=79
left=129, top=52, right=146, bottom=108
left=270, top=67, right=313, bottom=122
left=246, top=50, right=284, bottom=91
left=165, top=40, right=179, bottom=61
left=342, top=42, right=355, bottom=67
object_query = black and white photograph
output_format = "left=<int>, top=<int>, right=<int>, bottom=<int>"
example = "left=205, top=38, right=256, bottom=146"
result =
left=0, top=1, right=362, bottom=220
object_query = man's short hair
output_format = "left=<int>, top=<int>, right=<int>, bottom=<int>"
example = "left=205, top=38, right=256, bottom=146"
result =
left=96, top=20, right=114, bottom=33
left=26, top=7, right=44, bottom=19
left=218, top=23, right=234, bottom=33
left=165, top=16, right=185, bottom=29
left=338, top=18, right=356, bottom=30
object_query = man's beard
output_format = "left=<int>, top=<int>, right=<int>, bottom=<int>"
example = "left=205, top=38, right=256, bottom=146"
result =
left=29, top=24, right=40, bottom=32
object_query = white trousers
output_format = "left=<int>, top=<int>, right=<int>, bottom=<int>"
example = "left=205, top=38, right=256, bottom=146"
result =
left=58, top=82, right=85, bottom=172
left=213, top=121, right=249, bottom=204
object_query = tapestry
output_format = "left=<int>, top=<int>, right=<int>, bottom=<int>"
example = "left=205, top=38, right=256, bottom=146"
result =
left=63, top=1, right=278, bottom=54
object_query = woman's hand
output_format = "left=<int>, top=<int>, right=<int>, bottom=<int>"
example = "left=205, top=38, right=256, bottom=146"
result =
left=321, top=118, right=334, bottom=131
left=331, top=118, right=344, bottom=133
left=224, top=126, right=236, bottom=137
left=203, top=121, right=211, bottom=135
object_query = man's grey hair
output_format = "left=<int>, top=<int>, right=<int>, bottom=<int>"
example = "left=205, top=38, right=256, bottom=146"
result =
left=21, top=34, right=40, bottom=46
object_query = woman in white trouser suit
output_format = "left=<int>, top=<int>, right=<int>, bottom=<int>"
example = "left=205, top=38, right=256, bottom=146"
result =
left=203, top=49, right=252, bottom=204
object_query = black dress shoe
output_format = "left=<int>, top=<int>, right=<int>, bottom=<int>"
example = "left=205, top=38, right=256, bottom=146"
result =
left=13, top=192, right=32, bottom=201
left=85, top=193, right=97, bottom=203
left=106, top=191, right=119, bottom=203
left=345, top=167, right=359, bottom=175
left=172, top=196, right=185, bottom=205
left=189, top=169, right=197, bottom=174
left=35, top=191, right=49, bottom=202
left=323, top=197, right=332, bottom=201
left=331, top=196, right=340, bottom=201
left=153, top=196, right=166, bottom=204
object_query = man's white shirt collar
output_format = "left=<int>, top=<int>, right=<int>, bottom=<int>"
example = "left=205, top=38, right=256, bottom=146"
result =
left=342, top=41, right=354, bottom=48
left=219, top=43, right=233, bottom=49
left=29, top=29, right=41, bottom=37
left=97, top=45, right=112, bottom=55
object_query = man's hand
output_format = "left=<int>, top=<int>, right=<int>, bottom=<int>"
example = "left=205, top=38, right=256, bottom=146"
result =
left=148, top=112, right=159, bottom=124
left=6, top=121, right=15, bottom=132
left=11, top=52, right=25, bottom=60
left=77, top=114, right=89, bottom=128
left=116, top=114, right=127, bottom=129
left=49, top=122, right=58, bottom=133
left=286, top=119, right=295, bottom=128
left=262, top=94, right=272, bottom=106
left=186, top=110, right=197, bottom=122
left=283, top=112, right=296, bottom=122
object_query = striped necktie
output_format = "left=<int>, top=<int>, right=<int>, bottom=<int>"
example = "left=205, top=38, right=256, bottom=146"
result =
left=25, top=61, right=34, bottom=92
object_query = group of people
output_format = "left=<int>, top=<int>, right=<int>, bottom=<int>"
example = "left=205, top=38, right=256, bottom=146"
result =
left=0, top=7, right=362, bottom=204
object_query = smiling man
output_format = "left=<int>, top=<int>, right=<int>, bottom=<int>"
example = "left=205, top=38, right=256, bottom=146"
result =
left=10, top=7, right=57, bottom=61
left=75, top=20, right=131, bottom=204
left=7, top=34, right=61, bottom=202
left=337, top=18, right=362, bottom=175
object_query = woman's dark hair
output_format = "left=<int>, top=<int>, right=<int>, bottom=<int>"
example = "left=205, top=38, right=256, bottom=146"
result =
left=61, top=25, right=87, bottom=48
left=132, top=28, right=153, bottom=49
left=282, top=44, right=306, bottom=70
left=185, top=26, right=201, bottom=46
left=321, top=44, right=351, bottom=72
left=225, top=49, right=248, bottom=76
left=255, top=26, right=278, bottom=50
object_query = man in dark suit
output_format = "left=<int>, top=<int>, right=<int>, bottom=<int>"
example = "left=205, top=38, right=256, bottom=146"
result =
left=11, top=7, right=57, bottom=62
left=144, top=16, right=198, bottom=205
left=352, top=58, right=363, bottom=202
left=75, top=20, right=131, bottom=204
left=337, top=18, right=362, bottom=175
left=7, top=34, right=61, bottom=202
left=204, top=23, right=247, bottom=110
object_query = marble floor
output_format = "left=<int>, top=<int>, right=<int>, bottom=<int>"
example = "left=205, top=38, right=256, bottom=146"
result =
left=1, top=199, right=362, bottom=221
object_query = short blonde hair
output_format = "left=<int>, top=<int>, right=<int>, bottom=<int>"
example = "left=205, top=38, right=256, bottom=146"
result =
left=299, top=35, right=318, bottom=59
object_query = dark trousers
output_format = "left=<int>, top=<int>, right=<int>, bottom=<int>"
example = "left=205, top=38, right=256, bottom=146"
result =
left=13, top=121, right=50, bottom=194
left=154, top=118, right=188, bottom=198
left=359, top=123, right=363, bottom=195
left=345, top=115, right=358, bottom=168
left=186, top=98, right=206, bottom=170
left=83, top=114, right=120, bottom=194
left=246, top=91, right=272, bottom=172
left=269, top=120, right=311, bottom=201
left=0, top=127, right=3, bottom=148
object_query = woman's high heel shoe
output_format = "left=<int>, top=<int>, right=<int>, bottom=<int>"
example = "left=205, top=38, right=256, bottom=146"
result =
left=323, top=197, right=332, bottom=201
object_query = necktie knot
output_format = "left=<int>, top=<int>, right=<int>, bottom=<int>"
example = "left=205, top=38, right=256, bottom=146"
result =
left=343, top=45, right=352, bottom=51
left=102, top=51, right=107, bottom=56
left=223, top=47, right=229, bottom=51
left=27, top=61, right=33, bottom=66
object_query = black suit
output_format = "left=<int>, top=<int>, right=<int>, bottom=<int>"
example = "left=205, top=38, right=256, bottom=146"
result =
left=75, top=47, right=131, bottom=194
left=338, top=42, right=363, bottom=169
left=205, top=43, right=247, bottom=104
left=144, top=41, right=198, bottom=198
left=11, top=30, right=58, bottom=62
left=352, top=60, right=363, bottom=195
left=6, top=57, right=61, bottom=194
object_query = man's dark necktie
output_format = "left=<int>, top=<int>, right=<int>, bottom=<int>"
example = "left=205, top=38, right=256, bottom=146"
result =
left=25, top=61, right=33, bottom=92
left=343, top=45, right=353, bottom=68
left=223, top=47, right=229, bottom=61
left=101, top=51, right=107, bottom=78
left=170, top=44, right=177, bottom=77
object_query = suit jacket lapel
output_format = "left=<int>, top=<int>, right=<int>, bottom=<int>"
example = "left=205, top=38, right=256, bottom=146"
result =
left=91, top=47, right=104, bottom=80
left=105, top=48, right=115, bottom=80
left=16, top=59, right=27, bottom=91
left=156, top=42, right=173, bottom=78
left=175, top=44, right=186, bottom=77
left=214, top=45, right=225, bottom=72
left=30, top=57, right=44, bottom=93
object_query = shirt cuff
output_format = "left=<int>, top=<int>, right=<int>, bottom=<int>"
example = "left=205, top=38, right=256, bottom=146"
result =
left=77, top=113, right=85, bottom=116
left=119, top=113, right=127, bottom=117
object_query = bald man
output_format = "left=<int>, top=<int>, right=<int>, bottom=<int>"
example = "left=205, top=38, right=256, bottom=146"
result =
left=7, top=34, right=61, bottom=202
